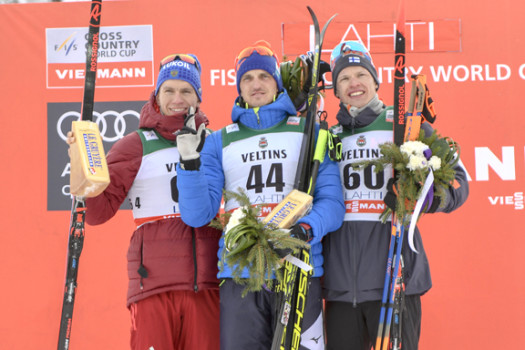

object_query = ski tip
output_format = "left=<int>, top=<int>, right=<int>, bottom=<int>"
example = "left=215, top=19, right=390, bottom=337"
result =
left=323, top=13, right=338, bottom=31
left=307, top=6, right=317, bottom=20
left=396, top=0, right=406, bottom=36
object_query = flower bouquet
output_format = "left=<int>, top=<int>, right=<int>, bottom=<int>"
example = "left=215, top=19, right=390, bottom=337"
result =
left=351, top=129, right=459, bottom=249
left=209, top=189, right=310, bottom=295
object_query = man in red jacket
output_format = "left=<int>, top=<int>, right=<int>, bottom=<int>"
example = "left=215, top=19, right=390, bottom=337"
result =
left=67, top=54, right=221, bottom=350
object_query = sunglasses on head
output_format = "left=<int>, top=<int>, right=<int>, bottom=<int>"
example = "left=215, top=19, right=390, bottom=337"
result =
left=234, top=41, right=279, bottom=71
left=159, top=53, right=201, bottom=72
left=330, top=41, right=373, bottom=70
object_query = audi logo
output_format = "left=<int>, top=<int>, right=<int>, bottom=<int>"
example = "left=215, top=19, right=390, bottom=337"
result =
left=56, top=109, right=140, bottom=142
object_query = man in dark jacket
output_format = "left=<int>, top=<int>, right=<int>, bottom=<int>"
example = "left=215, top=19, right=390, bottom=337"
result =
left=322, top=41, right=469, bottom=350
left=67, top=54, right=221, bottom=350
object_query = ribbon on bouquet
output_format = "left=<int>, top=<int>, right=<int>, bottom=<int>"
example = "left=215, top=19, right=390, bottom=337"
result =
left=407, top=148, right=435, bottom=253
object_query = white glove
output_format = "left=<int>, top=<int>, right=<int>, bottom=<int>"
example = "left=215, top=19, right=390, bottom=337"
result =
left=177, top=107, right=206, bottom=170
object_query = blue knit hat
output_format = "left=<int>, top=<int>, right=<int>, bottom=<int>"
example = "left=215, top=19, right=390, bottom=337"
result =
left=235, top=40, right=283, bottom=95
left=155, top=54, right=202, bottom=101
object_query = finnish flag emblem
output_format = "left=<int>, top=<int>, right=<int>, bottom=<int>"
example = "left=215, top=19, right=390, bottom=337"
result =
left=348, top=56, right=361, bottom=63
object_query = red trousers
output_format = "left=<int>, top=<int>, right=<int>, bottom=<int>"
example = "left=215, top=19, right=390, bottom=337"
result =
left=130, top=289, right=220, bottom=350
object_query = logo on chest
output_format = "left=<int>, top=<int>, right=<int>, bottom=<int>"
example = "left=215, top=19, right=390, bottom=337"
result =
left=356, top=135, right=367, bottom=147
left=259, top=137, right=268, bottom=148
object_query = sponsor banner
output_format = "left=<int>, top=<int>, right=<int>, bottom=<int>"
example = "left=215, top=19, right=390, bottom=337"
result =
left=283, top=19, right=461, bottom=58
left=47, top=61, right=153, bottom=88
left=47, top=101, right=144, bottom=210
left=46, top=25, right=154, bottom=88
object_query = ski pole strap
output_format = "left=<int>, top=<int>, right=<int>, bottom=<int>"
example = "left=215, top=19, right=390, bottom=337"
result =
left=327, top=132, right=342, bottom=161
left=421, top=82, right=437, bottom=124
left=404, top=76, right=422, bottom=142
left=410, top=74, right=437, bottom=124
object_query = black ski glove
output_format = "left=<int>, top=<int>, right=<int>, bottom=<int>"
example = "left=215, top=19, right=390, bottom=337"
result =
left=384, top=178, right=398, bottom=212
left=176, top=108, right=206, bottom=171
left=295, top=53, right=331, bottom=113
left=384, top=178, right=442, bottom=213
left=273, top=223, right=312, bottom=259
left=301, top=52, right=331, bottom=92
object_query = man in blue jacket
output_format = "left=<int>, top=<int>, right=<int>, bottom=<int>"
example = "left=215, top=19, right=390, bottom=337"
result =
left=175, top=40, right=344, bottom=350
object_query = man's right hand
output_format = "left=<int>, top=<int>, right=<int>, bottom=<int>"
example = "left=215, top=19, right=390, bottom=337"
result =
left=176, top=107, right=206, bottom=170
left=66, top=131, right=75, bottom=157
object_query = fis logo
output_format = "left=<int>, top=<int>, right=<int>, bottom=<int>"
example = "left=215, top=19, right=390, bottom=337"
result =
left=54, top=32, right=78, bottom=56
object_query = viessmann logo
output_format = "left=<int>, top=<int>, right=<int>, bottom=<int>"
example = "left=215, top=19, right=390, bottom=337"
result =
left=47, top=101, right=145, bottom=210
left=45, top=25, right=154, bottom=89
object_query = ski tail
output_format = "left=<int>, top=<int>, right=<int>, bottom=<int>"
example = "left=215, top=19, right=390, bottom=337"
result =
left=375, top=222, right=399, bottom=349
left=57, top=199, right=86, bottom=350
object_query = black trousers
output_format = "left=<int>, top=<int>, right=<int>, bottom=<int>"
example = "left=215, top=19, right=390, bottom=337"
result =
left=220, top=278, right=325, bottom=350
left=325, top=295, right=421, bottom=350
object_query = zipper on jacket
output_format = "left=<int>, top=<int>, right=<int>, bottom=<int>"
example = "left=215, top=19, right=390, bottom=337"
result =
left=137, top=236, right=148, bottom=290
left=192, top=227, right=198, bottom=292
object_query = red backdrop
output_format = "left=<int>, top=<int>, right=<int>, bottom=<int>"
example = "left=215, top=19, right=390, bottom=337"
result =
left=0, top=0, right=524, bottom=349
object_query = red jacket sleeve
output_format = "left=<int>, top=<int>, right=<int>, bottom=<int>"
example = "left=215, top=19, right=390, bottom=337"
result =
left=85, top=131, right=143, bottom=225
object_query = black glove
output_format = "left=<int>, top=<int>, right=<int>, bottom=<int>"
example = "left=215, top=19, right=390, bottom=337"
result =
left=176, top=107, right=206, bottom=170
left=301, top=52, right=331, bottom=92
left=290, top=223, right=312, bottom=242
left=384, top=177, right=442, bottom=213
left=295, top=53, right=331, bottom=112
left=273, top=223, right=312, bottom=259
left=384, top=178, right=398, bottom=212
left=425, top=193, right=441, bottom=213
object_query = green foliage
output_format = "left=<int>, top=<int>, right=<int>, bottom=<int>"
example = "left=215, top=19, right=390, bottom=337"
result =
left=209, top=188, right=310, bottom=296
left=280, top=56, right=308, bottom=104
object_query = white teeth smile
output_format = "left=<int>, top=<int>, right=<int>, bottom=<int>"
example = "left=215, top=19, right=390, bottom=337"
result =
left=350, top=91, right=364, bottom=97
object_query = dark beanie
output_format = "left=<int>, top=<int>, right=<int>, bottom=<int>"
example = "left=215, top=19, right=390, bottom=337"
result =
left=330, top=41, right=379, bottom=96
